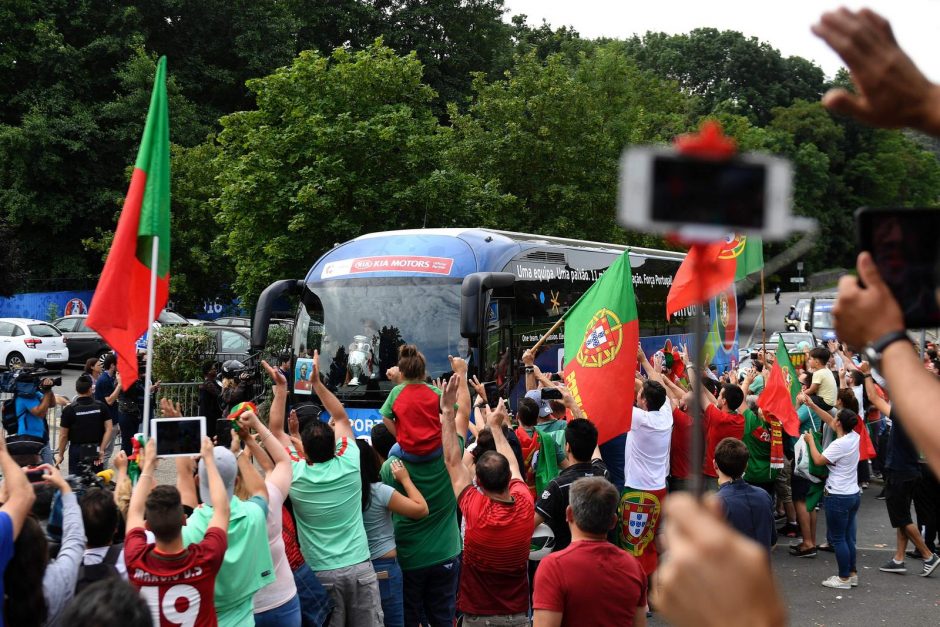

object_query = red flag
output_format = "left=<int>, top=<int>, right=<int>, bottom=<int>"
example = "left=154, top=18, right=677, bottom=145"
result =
left=757, top=360, right=800, bottom=436
left=854, top=421, right=877, bottom=461
left=665, top=242, right=735, bottom=319
left=86, top=58, right=170, bottom=390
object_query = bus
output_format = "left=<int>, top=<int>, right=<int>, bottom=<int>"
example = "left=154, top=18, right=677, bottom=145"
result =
left=251, top=229, right=740, bottom=442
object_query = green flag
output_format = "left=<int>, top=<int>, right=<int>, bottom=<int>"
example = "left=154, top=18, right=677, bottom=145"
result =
left=776, top=336, right=801, bottom=403
left=733, top=235, right=763, bottom=281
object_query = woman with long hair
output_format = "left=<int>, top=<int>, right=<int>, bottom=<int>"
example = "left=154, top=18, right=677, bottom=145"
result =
left=355, top=438, right=428, bottom=627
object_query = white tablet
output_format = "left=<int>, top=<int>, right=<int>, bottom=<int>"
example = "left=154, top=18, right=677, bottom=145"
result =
left=152, top=416, right=206, bottom=458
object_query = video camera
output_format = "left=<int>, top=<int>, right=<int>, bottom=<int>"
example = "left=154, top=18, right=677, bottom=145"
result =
left=0, top=367, right=61, bottom=395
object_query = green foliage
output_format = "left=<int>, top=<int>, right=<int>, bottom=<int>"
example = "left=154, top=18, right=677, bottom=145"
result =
left=152, top=326, right=215, bottom=383
left=212, top=42, right=503, bottom=299
left=624, top=29, right=824, bottom=125
left=264, top=324, right=293, bottom=358
left=446, top=43, right=691, bottom=246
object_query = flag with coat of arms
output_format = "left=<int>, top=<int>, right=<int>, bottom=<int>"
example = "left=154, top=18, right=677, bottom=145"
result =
left=562, top=252, right=639, bottom=444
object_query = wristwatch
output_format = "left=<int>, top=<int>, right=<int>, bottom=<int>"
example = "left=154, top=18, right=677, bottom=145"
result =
left=863, top=330, right=909, bottom=372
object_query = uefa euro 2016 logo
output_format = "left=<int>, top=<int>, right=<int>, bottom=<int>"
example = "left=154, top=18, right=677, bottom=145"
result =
left=64, top=298, right=88, bottom=316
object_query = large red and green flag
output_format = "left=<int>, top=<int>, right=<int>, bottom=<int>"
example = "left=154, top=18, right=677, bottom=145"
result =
left=757, top=360, right=799, bottom=437
left=87, top=57, right=170, bottom=390
left=665, top=235, right=763, bottom=319
left=775, top=336, right=802, bottom=404
left=562, top=252, right=639, bottom=445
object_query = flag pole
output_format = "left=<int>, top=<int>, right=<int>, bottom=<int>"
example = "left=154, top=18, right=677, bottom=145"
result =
left=761, top=269, right=767, bottom=347
left=531, top=316, right=566, bottom=353
left=142, top=236, right=159, bottom=440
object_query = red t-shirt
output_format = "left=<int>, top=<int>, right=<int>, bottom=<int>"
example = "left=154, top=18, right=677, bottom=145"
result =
left=380, top=383, right=442, bottom=455
left=703, top=404, right=745, bottom=477
left=281, top=504, right=305, bottom=571
left=670, top=408, right=693, bottom=480
left=533, top=539, right=647, bottom=626
left=125, top=526, right=227, bottom=627
left=458, top=479, right=534, bottom=615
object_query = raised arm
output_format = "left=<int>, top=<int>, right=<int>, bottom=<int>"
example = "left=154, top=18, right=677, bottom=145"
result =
left=30, top=380, right=56, bottom=417
left=440, top=375, right=471, bottom=497
left=860, top=362, right=891, bottom=417
left=231, top=428, right=268, bottom=501
left=797, top=392, right=836, bottom=430
left=261, top=360, right=291, bottom=448
left=310, top=350, right=353, bottom=441
left=638, top=344, right=663, bottom=384
left=523, top=350, right=538, bottom=391
left=126, top=439, right=157, bottom=531
left=450, top=356, right=471, bottom=438
left=112, top=451, right=129, bottom=508
left=201, top=436, right=231, bottom=532
left=243, top=408, right=292, bottom=491
left=486, top=402, right=523, bottom=481
left=0, top=435, right=35, bottom=537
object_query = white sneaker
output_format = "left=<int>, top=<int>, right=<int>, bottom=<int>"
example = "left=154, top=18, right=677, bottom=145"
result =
left=822, top=575, right=852, bottom=589
left=848, top=574, right=858, bottom=587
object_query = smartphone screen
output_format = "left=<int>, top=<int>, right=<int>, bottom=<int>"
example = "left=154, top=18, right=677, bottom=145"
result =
left=650, top=155, right=768, bottom=230
left=483, top=382, right=499, bottom=409
left=856, top=207, right=940, bottom=329
left=216, top=419, right=233, bottom=449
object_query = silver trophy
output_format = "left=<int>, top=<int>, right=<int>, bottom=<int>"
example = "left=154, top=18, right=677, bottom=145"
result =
left=347, top=335, right=373, bottom=385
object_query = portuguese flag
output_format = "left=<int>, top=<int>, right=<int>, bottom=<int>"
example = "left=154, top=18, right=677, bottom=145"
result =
left=775, top=336, right=802, bottom=405
left=665, top=235, right=763, bottom=319
left=87, top=57, right=170, bottom=390
left=562, top=252, right=639, bottom=444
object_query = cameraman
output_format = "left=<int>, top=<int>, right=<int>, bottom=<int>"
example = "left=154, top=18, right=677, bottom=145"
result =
left=220, top=360, right=252, bottom=414
left=55, top=374, right=113, bottom=474
left=14, top=375, right=57, bottom=465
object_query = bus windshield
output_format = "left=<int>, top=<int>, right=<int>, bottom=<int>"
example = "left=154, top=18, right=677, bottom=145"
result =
left=294, top=278, right=464, bottom=390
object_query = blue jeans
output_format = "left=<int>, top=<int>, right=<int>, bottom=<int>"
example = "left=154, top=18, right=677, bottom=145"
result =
left=373, top=556, right=404, bottom=627
left=255, top=594, right=302, bottom=627
left=292, top=563, right=335, bottom=627
left=825, top=492, right=860, bottom=578
left=402, top=555, right=460, bottom=627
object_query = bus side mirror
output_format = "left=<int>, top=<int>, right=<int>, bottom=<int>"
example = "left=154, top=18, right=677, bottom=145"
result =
left=460, top=272, right=516, bottom=347
left=252, top=279, right=304, bottom=351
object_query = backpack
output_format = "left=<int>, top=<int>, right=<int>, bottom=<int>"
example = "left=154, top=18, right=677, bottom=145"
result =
left=1, top=397, right=16, bottom=434
left=75, top=543, right=123, bottom=594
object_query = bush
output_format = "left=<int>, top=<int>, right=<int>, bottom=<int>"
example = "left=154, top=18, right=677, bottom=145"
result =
left=152, top=327, right=215, bottom=383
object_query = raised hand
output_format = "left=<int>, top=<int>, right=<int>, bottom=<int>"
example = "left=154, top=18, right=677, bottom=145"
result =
left=160, top=398, right=182, bottom=418
left=448, top=355, right=468, bottom=375
left=261, top=359, right=288, bottom=389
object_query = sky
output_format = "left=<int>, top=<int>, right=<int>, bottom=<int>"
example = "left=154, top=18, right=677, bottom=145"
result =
left=502, top=0, right=940, bottom=82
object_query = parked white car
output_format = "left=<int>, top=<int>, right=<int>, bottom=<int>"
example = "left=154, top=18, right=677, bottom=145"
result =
left=0, top=318, right=69, bottom=368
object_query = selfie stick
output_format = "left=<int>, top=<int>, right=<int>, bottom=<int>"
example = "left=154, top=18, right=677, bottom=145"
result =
left=673, top=121, right=739, bottom=498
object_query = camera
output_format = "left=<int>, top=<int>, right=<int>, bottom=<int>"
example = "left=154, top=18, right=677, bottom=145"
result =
left=540, top=387, right=563, bottom=401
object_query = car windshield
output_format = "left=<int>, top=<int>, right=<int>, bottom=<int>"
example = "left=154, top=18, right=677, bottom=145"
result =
left=159, top=310, right=189, bottom=325
left=28, top=324, right=61, bottom=337
left=813, top=311, right=835, bottom=328
left=295, top=278, right=463, bottom=389
left=770, top=332, right=813, bottom=345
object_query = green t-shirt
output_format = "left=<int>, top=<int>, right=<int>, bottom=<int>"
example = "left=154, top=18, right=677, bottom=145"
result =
left=381, top=439, right=463, bottom=571
left=290, top=437, right=371, bottom=571
left=742, top=409, right=777, bottom=484
left=182, top=495, right=274, bottom=627
left=748, top=375, right=765, bottom=395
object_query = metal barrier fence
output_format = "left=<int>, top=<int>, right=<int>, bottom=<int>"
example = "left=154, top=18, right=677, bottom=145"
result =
left=156, top=382, right=203, bottom=416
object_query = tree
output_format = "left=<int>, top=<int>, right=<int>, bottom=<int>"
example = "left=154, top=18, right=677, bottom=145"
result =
left=624, top=29, right=825, bottom=125
left=212, top=42, right=508, bottom=301
left=372, top=0, right=514, bottom=111
left=446, top=43, right=693, bottom=245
